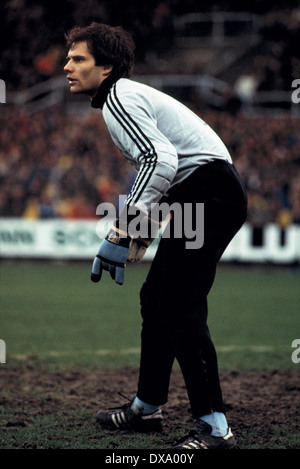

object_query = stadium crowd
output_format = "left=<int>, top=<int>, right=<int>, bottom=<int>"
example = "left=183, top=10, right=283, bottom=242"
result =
left=1, top=105, right=300, bottom=227
left=1, top=1, right=300, bottom=227
left=1, top=0, right=300, bottom=94
left=0, top=106, right=133, bottom=220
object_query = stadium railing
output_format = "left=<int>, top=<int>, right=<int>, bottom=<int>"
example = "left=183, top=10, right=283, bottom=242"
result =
left=8, top=74, right=297, bottom=116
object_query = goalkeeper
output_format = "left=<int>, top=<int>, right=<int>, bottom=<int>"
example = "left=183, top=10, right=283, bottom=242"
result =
left=64, top=22, right=247, bottom=450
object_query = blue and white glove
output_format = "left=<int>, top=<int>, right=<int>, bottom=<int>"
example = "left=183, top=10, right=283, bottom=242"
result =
left=91, top=209, right=160, bottom=284
left=91, top=225, right=131, bottom=286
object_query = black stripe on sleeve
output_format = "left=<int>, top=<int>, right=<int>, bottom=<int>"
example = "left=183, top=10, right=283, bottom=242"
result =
left=107, top=84, right=158, bottom=205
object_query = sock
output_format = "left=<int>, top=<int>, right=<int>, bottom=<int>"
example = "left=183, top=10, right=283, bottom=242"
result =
left=200, top=411, right=228, bottom=437
left=131, top=396, right=160, bottom=415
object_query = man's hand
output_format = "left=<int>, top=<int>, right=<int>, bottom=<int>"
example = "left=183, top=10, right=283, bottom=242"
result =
left=91, top=226, right=131, bottom=285
left=127, top=237, right=152, bottom=263
left=127, top=216, right=161, bottom=263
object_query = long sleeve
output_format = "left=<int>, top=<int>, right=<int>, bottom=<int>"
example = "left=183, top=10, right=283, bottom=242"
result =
left=103, top=82, right=178, bottom=213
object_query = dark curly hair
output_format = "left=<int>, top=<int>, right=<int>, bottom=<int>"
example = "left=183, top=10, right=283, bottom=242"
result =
left=65, top=22, right=135, bottom=79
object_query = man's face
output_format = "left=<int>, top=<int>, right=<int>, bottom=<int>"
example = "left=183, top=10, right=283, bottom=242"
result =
left=64, top=41, right=112, bottom=96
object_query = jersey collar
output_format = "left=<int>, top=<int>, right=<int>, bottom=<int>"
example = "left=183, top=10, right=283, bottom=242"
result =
left=91, top=75, right=117, bottom=109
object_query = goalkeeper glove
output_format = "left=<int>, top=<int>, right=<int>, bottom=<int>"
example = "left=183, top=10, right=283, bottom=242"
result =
left=91, top=224, right=131, bottom=285
left=91, top=208, right=161, bottom=284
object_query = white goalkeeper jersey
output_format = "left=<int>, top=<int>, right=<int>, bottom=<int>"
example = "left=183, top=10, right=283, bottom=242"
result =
left=97, top=78, right=232, bottom=212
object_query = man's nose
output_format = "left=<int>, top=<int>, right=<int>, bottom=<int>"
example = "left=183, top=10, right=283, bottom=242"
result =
left=64, top=60, right=73, bottom=73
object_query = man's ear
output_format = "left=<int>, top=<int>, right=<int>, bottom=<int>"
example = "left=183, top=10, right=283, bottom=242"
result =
left=103, top=65, right=113, bottom=76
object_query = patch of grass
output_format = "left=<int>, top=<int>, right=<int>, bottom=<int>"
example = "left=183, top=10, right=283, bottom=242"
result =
left=1, top=261, right=299, bottom=370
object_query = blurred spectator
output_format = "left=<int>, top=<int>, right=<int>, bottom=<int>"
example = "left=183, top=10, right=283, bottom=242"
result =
left=234, top=70, right=258, bottom=106
left=34, top=46, right=63, bottom=82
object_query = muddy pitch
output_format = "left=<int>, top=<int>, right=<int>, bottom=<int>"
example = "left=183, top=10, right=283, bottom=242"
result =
left=1, top=364, right=299, bottom=449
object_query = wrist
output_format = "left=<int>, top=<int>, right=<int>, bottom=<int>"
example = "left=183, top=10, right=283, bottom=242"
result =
left=106, top=224, right=132, bottom=248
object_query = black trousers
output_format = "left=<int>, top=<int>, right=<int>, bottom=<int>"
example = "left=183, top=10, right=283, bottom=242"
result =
left=137, top=160, right=248, bottom=419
